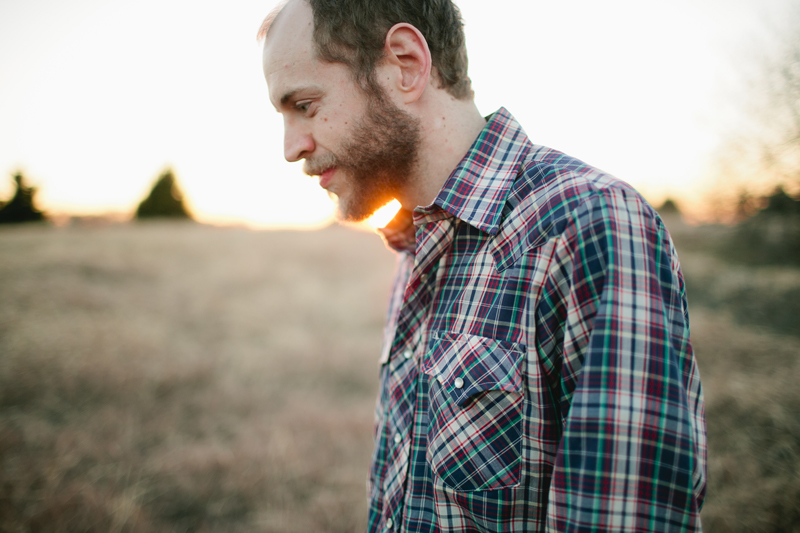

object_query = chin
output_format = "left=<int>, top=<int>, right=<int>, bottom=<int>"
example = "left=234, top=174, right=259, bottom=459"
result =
left=332, top=186, right=394, bottom=223
left=330, top=197, right=358, bottom=223
left=335, top=198, right=376, bottom=223
left=335, top=207, right=370, bottom=224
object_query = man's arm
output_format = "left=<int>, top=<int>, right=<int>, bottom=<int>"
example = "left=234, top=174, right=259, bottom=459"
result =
left=539, top=188, right=707, bottom=532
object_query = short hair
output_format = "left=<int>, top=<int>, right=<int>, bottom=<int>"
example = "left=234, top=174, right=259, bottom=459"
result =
left=257, top=0, right=289, bottom=42
left=258, top=0, right=472, bottom=100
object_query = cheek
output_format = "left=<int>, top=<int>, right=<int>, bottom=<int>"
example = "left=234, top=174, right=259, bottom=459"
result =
left=323, top=111, right=349, bottom=132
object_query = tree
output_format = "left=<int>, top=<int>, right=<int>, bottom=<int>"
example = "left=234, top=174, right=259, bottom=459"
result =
left=0, top=172, right=46, bottom=224
left=722, top=186, right=800, bottom=266
left=135, top=168, right=192, bottom=220
left=763, top=186, right=800, bottom=215
left=656, top=198, right=681, bottom=216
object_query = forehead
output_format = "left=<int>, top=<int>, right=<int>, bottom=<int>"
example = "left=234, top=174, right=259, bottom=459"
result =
left=262, top=0, right=313, bottom=66
left=261, top=0, right=319, bottom=105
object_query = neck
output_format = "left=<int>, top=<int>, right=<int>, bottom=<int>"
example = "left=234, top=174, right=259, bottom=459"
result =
left=397, top=94, right=486, bottom=210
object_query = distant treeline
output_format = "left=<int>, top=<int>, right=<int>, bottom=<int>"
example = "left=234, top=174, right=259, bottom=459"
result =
left=660, top=190, right=800, bottom=267
left=0, top=169, right=192, bottom=224
left=660, top=190, right=800, bottom=339
left=722, top=188, right=800, bottom=266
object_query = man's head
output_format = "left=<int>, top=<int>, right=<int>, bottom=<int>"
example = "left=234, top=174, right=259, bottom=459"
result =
left=261, top=0, right=431, bottom=221
left=258, top=0, right=471, bottom=100
left=260, top=0, right=484, bottom=222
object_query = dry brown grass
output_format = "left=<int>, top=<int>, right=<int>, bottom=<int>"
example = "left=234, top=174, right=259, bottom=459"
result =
left=1, top=220, right=798, bottom=532
left=0, top=221, right=396, bottom=532
left=666, top=215, right=800, bottom=532
left=691, top=310, right=800, bottom=532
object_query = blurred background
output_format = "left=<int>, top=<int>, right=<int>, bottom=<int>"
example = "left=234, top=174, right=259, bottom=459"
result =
left=2, top=0, right=797, bottom=226
left=1, top=0, right=798, bottom=531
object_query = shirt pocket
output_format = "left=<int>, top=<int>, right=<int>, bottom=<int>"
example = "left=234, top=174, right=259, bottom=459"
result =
left=421, top=331, right=525, bottom=492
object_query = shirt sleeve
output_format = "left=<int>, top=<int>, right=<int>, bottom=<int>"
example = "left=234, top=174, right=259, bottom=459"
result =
left=541, top=188, right=707, bottom=532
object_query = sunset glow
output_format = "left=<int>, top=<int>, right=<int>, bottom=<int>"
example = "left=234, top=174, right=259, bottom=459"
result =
left=365, top=200, right=403, bottom=230
left=0, top=0, right=790, bottom=227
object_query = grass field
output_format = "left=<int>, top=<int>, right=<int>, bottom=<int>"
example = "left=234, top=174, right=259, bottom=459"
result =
left=1, top=221, right=798, bottom=532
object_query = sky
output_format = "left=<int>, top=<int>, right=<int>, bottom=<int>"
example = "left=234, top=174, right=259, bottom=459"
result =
left=0, top=0, right=788, bottom=228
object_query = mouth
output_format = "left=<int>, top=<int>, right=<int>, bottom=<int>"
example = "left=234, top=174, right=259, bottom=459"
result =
left=318, top=167, right=336, bottom=190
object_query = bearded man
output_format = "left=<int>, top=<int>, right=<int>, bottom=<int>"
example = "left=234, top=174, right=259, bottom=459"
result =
left=258, top=1, right=707, bottom=531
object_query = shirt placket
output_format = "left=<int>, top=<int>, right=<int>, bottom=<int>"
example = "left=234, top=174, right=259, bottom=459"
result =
left=380, top=214, right=454, bottom=532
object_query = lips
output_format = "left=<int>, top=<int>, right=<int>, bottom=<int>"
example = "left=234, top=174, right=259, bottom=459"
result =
left=319, top=167, right=336, bottom=190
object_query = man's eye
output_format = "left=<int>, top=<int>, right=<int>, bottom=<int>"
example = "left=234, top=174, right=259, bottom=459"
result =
left=295, top=101, right=312, bottom=113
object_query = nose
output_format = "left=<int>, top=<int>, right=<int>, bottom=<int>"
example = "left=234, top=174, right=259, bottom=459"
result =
left=283, top=117, right=315, bottom=162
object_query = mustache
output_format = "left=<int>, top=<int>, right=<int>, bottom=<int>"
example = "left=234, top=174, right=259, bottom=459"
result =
left=303, top=153, right=338, bottom=177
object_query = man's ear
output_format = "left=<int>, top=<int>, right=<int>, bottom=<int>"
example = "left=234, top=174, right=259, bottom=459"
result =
left=383, top=23, right=431, bottom=104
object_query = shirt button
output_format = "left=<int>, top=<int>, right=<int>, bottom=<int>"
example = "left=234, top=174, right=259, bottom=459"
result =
left=394, top=433, right=402, bottom=444
left=386, top=517, right=394, bottom=529
left=454, top=377, right=464, bottom=389
left=403, top=349, right=413, bottom=359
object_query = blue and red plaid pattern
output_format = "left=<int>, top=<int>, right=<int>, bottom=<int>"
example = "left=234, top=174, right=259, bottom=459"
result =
left=369, top=108, right=707, bottom=532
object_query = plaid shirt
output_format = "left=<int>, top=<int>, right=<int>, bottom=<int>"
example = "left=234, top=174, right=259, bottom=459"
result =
left=369, top=108, right=706, bottom=532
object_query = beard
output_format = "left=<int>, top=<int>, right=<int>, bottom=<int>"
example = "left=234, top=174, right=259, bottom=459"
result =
left=304, top=92, right=421, bottom=222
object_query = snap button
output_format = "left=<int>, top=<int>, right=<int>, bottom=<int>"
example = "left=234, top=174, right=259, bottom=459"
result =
left=394, top=433, right=402, bottom=444
left=403, top=349, right=413, bottom=359
left=454, top=377, right=464, bottom=389
left=386, top=517, right=394, bottom=529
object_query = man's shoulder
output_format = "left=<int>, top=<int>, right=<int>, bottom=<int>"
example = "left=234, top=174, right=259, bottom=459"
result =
left=491, top=144, right=661, bottom=270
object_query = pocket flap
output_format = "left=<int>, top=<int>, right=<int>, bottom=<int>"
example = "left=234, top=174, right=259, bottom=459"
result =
left=422, top=331, right=524, bottom=406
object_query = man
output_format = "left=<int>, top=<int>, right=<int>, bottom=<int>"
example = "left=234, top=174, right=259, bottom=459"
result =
left=258, top=1, right=707, bottom=531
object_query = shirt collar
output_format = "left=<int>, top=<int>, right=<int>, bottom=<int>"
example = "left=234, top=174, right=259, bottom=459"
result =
left=379, top=107, right=531, bottom=253
left=432, top=107, right=531, bottom=235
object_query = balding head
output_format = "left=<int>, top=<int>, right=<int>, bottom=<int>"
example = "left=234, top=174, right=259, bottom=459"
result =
left=257, top=0, right=472, bottom=100
left=256, top=0, right=292, bottom=43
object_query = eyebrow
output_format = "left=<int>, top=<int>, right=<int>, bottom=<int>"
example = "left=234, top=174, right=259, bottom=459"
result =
left=279, top=89, right=301, bottom=108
